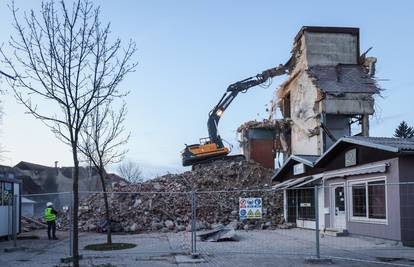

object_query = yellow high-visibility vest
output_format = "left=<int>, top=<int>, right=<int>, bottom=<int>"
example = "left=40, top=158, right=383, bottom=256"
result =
left=44, top=207, right=56, bottom=221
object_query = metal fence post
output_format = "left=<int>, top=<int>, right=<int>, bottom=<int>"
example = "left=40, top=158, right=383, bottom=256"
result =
left=314, top=185, right=320, bottom=259
left=69, top=191, right=73, bottom=257
left=12, top=194, right=17, bottom=248
left=191, top=190, right=198, bottom=256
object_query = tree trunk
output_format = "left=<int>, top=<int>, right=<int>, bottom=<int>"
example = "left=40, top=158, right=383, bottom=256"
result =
left=72, top=146, right=80, bottom=267
left=99, top=168, right=112, bottom=244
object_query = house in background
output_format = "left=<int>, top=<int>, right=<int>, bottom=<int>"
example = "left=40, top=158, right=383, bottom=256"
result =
left=273, top=137, right=414, bottom=244
left=0, top=165, right=21, bottom=238
left=14, top=161, right=129, bottom=217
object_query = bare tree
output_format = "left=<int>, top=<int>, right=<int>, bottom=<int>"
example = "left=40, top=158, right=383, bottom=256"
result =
left=0, top=70, right=15, bottom=80
left=79, top=100, right=129, bottom=245
left=0, top=1, right=136, bottom=265
left=0, top=70, right=13, bottom=160
left=118, top=160, right=143, bottom=183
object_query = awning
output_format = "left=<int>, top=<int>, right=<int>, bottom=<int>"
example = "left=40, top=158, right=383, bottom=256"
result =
left=273, top=176, right=313, bottom=190
left=291, top=176, right=322, bottom=188
left=323, top=163, right=388, bottom=180
left=272, top=178, right=295, bottom=189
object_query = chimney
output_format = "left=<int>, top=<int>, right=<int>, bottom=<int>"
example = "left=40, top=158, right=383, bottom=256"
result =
left=293, top=26, right=360, bottom=71
left=54, top=161, right=59, bottom=175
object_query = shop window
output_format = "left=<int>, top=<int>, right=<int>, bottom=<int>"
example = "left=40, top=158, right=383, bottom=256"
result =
left=368, top=181, right=386, bottom=219
left=350, top=179, right=386, bottom=222
left=352, top=183, right=366, bottom=217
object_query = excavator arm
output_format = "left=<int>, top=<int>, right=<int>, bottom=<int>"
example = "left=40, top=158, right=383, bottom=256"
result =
left=208, top=64, right=289, bottom=149
left=182, top=63, right=289, bottom=166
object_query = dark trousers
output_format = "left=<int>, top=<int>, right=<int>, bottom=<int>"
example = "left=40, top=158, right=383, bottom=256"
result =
left=47, top=220, right=56, bottom=239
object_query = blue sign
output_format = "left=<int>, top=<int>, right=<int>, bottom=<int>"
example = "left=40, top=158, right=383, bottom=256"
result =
left=247, top=199, right=254, bottom=206
left=239, top=197, right=263, bottom=220
left=240, top=209, right=247, bottom=218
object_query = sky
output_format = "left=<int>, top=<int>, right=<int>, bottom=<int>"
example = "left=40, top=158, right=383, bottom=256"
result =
left=0, top=1, right=413, bottom=178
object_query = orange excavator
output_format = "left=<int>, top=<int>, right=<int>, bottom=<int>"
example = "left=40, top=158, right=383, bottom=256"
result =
left=181, top=63, right=289, bottom=167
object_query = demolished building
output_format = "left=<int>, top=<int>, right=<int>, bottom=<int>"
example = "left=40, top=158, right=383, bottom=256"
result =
left=239, top=26, right=380, bottom=167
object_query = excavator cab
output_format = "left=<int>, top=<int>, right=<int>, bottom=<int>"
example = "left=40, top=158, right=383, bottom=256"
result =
left=181, top=137, right=230, bottom=166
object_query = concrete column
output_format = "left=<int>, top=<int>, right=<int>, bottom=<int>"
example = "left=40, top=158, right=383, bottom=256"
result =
left=361, top=114, right=369, bottom=136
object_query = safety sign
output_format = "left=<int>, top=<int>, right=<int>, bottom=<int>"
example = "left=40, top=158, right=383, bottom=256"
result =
left=239, top=197, right=262, bottom=220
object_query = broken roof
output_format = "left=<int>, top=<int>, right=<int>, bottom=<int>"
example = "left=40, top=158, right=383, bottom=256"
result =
left=307, top=64, right=380, bottom=95
left=237, top=119, right=289, bottom=132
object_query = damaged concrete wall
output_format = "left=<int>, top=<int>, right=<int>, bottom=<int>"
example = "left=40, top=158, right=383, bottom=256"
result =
left=322, top=93, right=375, bottom=115
left=290, top=30, right=358, bottom=75
left=274, top=26, right=379, bottom=158
left=289, top=72, right=321, bottom=155
left=304, top=32, right=358, bottom=67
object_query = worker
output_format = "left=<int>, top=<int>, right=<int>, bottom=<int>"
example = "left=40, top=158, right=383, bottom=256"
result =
left=44, top=202, right=58, bottom=240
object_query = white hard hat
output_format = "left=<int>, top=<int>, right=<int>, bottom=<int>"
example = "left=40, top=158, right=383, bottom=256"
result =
left=46, top=202, right=53, bottom=207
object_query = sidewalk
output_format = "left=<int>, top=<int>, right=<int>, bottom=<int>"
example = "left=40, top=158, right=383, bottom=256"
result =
left=0, top=229, right=413, bottom=267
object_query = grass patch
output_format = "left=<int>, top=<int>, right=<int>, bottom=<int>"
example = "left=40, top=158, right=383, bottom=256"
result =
left=84, top=242, right=136, bottom=251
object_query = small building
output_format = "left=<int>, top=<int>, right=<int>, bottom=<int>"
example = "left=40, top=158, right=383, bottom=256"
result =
left=21, top=197, right=36, bottom=218
left=0, top=165, right=21, bottom=237
left=238, top=120, right=287, bottom=169
left=273, top=137, right=414, bottom=244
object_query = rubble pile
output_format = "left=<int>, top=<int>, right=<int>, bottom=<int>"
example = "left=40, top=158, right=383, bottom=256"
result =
left=21, top=216, right=46, bottom=232
left=60, top=160, right=284, bottom=233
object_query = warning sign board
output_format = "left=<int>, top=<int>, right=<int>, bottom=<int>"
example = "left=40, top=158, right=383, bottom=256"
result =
left=239, top=197, right=262, bottom=220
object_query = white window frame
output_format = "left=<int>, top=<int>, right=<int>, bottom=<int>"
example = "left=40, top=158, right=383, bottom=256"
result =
left=348, top=176, right=387, bottom=224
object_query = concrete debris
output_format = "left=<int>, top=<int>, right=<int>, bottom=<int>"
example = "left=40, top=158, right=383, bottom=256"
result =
left=198, top=224, right=237, bottom=242
left=21, top=216, right=46, bottom=232
left=237, top=119, right=289, bottom=132
left=58, top=160, right=284, bottom=233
